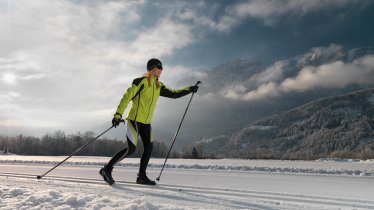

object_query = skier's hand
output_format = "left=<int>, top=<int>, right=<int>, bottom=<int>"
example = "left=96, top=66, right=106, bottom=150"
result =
left=112, top=117, right=121, bottom=128
left=190, top=85, right=199, bottom=93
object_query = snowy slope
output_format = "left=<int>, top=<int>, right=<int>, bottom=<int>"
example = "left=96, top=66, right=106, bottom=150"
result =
left=1, top=156, right=374, bottom=209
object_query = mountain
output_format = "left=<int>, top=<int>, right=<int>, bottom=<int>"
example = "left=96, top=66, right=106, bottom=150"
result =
left=216, top=88, right=374, bottom=159
left=168, top=45, right=374, bottom=150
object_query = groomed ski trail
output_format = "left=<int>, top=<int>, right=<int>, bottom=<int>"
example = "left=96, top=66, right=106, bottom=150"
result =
left=1, top=172, right=374, bottom=209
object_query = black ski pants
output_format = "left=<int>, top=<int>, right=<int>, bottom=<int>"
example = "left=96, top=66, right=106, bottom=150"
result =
left=106, top=120, right=153, bottom=174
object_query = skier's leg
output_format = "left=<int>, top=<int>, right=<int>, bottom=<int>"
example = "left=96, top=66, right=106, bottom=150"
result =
left=107, top=119, right=139, bottom=167
left=106, top=140, right=136, bottom=167
left=100, top=120, right=138, bottom=184
left=137, top=123, right=155, bottom=185
left=139, top=123, right=153, bottom=174
left=100, top=140, right=136, bottom=185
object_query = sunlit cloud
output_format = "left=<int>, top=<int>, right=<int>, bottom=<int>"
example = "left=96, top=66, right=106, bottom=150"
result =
left=2, top=72, right=17, bottom=85
left=249, top=61, right=288, bottom=86
left=281, top=55, right=374, bottom=92
left=224, top=54, right=374, bottom=101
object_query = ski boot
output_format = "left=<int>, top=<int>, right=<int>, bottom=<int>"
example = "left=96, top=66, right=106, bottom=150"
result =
left=136, top=173, right=156, bottom=185
left=99, top=165, right=115, bottom=185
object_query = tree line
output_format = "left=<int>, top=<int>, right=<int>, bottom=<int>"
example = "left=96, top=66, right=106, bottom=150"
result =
left=0, top=130, right=204, bottom=158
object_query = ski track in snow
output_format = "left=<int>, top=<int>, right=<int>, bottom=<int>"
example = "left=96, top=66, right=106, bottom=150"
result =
left=1, top=173, right=374, bottom=210
left=1, top=157, right=374, bottom=209
left=1, top=156, right=373, bottom=176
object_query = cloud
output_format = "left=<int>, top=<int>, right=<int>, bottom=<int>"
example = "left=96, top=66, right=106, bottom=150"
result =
left=229, top=0, right=361, bottom=26
left=0, top=91, right=22, bottom=126
left=249, top=61, right=288, bottom=85
left=220, top=60, right=288, bottom=100
left=179, top=0, right=364, bottom=32
left=160, top=65, right=207, bottom=87
left=224, top=54, right=374, bottom=101
left=0, top=91, right=21, bottom=102
left=127, top=17, right=194, bottom=64
left=223, top=82, right=279, bottom=101
left=0, top=1, right=143, bottom=54
left=0, top=52, right=48, bottom=86
left=0, top=0, right=197, bottom=134
left=178, top=6, right=239, bottom=32
left=281, top=55, right=374, bottom=92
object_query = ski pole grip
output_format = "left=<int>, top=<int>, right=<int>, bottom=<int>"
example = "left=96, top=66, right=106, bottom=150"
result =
left=195, top=81, right=202, bottom=86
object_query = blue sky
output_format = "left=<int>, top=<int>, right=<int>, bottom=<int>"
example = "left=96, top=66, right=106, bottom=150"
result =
left=0, top=0, right=373, bottom=136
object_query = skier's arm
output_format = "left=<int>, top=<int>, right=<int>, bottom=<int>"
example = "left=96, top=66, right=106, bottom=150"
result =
left=160, top=83, right=192, bottom=99
left=114, top=78, right=144, bottom=119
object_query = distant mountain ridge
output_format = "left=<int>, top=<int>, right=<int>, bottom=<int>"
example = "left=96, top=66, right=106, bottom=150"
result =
left=172, top=45, right=374, bottom=150
left=214, top=88, right=374, bottom=159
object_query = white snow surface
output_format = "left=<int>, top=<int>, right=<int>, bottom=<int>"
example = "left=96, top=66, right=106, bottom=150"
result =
left=1, top=156, right=374, bottom=209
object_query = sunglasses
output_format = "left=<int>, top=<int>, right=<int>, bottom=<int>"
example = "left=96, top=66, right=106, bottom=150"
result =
left=156, top=64, right=163, bottom=70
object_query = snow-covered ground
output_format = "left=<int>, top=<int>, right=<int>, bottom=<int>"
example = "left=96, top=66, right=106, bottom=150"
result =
left=1, top=156, right=374, bottom=209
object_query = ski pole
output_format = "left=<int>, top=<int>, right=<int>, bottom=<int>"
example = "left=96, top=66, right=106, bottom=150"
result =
left=156, top=81, right=201, bottom=181
left=36, top=120, right=124, bottom=180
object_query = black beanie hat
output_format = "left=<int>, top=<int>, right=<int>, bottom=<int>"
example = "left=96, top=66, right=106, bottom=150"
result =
left=147, top=58, right=162, bottom=71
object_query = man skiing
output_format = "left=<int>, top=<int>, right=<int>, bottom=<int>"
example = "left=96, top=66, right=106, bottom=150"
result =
left=100, top=58, right=199, bottom=185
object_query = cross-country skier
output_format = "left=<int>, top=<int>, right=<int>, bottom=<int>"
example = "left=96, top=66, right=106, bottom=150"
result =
left=100, top=58, right=199, bottom=185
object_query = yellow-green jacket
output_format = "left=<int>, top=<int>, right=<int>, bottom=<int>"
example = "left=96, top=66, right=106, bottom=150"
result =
left=114, top=75, right=192, bottom=124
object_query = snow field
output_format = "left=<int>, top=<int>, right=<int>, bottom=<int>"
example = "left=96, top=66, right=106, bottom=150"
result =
left=0, top=178, right=176, bottom=210
left=1, top=156, right=374, bottom=209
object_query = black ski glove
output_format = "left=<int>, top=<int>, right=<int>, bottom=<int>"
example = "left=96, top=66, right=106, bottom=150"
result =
left=190, top=85, right=199, bottom=93
left=112, top=117, right=121, bottom=128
